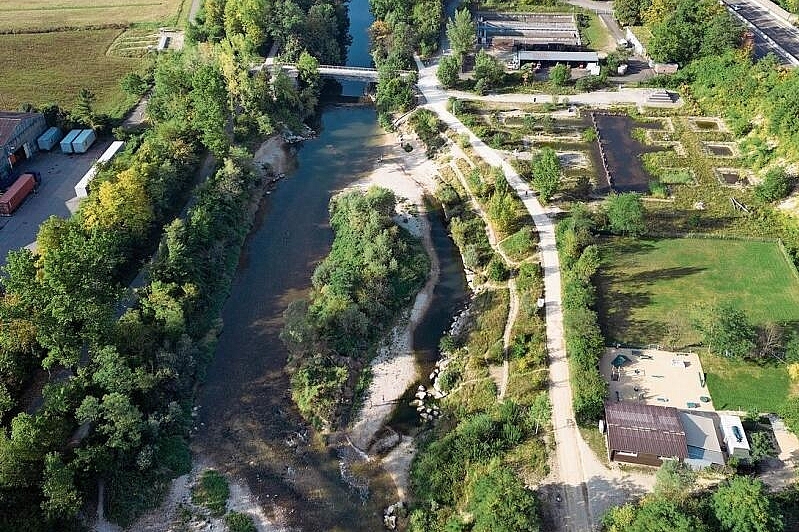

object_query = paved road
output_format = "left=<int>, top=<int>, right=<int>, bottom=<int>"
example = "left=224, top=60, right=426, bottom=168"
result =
left=730, top=0, right=799, bottom=64
left=563, top=0, right=613, bottom=14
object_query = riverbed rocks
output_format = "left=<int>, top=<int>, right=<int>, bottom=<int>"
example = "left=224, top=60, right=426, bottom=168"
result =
left=384, top=501, right=407, bottom=529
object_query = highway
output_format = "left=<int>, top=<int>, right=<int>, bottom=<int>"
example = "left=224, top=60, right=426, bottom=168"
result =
left=729, top=0, right=799, bottom=64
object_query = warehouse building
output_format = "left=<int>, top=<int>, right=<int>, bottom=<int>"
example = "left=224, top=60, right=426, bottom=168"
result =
left=0, top=111, right=47, bottom=183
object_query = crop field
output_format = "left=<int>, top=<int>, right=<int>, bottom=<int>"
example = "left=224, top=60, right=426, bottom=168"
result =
left=0, top=0, right=187, bottom=32
left=0, top=29, right=140, bottom=117
left=596, top=237, right=799, bottom=349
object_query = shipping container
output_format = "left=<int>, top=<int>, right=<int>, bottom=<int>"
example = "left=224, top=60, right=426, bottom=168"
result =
left=0, top=173, right=36, bottom=215
left=60, top=129, right=81, bottom=154
left=74, top=141, right=125, bottom=198
left=37, top=127, right=62, bottom=151
left=71, top=129, right=96, bottom=154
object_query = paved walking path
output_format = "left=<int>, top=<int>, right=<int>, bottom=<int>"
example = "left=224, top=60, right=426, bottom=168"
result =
left=416, top=54, right=655, bottom=530
left=446, top=87, right=683, bottom=109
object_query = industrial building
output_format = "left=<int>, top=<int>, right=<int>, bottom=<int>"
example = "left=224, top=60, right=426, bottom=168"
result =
left=0, top=111, right=47, bottom=183
left=477, top=12, right=581, bottom=49
left=680, top=412, right=726, bottom=468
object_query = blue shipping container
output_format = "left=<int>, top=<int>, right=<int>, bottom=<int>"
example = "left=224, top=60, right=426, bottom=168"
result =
left=71, top=129, right=96, bottom=154
left=37, top=127, right=62, bottom=151
left=60, top=130, right=81, bottom=154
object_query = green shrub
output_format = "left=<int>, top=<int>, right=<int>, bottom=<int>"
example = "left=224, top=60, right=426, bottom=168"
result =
left=755, top=167, right=794, bottom=203
left=192, top=470, right=229, bottom=517
left=225, top=511, right=257, bottom=532
left=487, top=255, right=509, bottom=282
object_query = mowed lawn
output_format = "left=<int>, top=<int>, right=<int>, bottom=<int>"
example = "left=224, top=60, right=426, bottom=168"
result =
left=597, top=237, right=799, bottom=348
left=701, top=353, right=790, bottom=412
left=0, top=30, right=141, bottom=118
left=0, top=0, right=185, bottom=32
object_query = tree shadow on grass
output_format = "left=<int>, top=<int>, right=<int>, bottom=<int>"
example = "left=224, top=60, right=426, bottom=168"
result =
left=625, top=266, right=705, bottom=285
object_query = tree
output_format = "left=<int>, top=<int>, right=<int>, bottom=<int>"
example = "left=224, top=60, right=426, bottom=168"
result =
left=654, top=460, right=695, bottom=501
left=615, top=0, right=648, bottom=25
left=531, top=147, right=562, bottom=202
left=473, top=49, right=504, bottom=89
left=437, top=54, right=461, bottom=88
left=693, top=303, right=756, bottom=358
left=749, top=431, right=774, bottom=463
left=712, top=476, right=784, bottom=532
left=447, top=8, right=476, bottom=60
left=72, top=88, right=96, bottom=128
left=755, top=167, right=793, bottom=202
left=465, top=463, right=540, bottom=531
left=604, top=192, right=646, bottom=235
left=120, top=73, right=149, bottom=97
left=41, top=452, right=82, bottom=519
left=549, top=63, right=571, bottom=87
left=629, top=497, right=706, bottom=532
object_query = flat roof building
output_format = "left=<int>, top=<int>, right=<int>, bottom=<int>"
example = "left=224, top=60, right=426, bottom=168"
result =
left=680, top=412, right=725, bottom=468
left=605, top=401, right=688, bottom=466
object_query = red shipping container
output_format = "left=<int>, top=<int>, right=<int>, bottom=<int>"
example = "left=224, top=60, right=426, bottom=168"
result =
left=0, top=174, right=36, bottom=216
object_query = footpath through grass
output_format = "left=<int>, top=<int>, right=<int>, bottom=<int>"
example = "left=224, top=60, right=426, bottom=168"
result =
left=597, top=237, right=799, bottom=349
left=0, top=29, right=140, bottom=117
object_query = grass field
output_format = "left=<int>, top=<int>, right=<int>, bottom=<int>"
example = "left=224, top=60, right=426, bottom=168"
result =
left=0, top=0, right=186, bottom=32
left=0, top=29, right=141, bottom=118
left=701, top=353, right=790, bottom=412
left=597, top=237, right=799, bottom=349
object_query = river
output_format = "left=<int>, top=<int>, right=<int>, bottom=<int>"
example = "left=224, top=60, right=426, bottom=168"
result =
left=192, top=0, right=466, bottom=529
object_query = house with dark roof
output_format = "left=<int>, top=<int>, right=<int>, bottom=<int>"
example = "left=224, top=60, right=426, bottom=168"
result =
left=605, top=401, right=688, bottom=466
left=0, top=111, right=46, bottom=181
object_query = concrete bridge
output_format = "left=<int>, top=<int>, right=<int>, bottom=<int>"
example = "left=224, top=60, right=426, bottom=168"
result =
left=253, top=61, right=413, bottom=82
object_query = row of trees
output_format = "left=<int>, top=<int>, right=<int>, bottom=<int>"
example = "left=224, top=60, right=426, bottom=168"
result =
left=615, top=0, right=742, bottom=64
left=604, top=462, right=788, bottom=532
left=191, top=0, right=349, bottom=62
left=0, top=8, right=331, bottom=527
left=369, top=0, right=443, bottom=121
left=281, top=187, right=429, bottom=428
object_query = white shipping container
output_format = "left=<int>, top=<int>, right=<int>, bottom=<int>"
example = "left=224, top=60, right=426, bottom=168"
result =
left=74, top=141, right=124, bottom=198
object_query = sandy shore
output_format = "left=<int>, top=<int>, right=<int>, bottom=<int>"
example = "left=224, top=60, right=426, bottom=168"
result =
left=345, top=127, right=440, bottom=503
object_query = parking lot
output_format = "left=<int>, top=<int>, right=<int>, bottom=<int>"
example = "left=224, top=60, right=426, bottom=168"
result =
left=600, top=348, right=716, bottom=412
left=0, top=139, right=112, bottom=266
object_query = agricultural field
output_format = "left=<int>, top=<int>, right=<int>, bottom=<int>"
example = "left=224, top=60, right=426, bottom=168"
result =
left=596, top=237, right=799, bottom=349
left=0, top=29, right=141, bottom=117
left=0, top=0, right=188, bottom=32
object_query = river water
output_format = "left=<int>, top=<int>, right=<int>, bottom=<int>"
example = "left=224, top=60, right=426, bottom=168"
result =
left=192, top=0, right=466, bottom=529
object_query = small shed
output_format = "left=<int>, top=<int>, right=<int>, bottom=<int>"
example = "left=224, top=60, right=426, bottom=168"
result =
left=680, top=412, right=725, bottom=469
left=72, top=129, right=96, bottom=154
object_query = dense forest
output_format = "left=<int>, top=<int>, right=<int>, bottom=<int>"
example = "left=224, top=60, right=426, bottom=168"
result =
left=0, top=0, right=347, bottom=528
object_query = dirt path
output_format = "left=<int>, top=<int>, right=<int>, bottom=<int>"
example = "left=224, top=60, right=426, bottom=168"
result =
left=498, top=278, right=518, bottom=401
left=416, top=53, right=657, bottom=530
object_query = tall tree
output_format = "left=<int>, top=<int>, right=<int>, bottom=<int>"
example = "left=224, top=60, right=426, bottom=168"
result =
left=447, top=8, right=476, bottom=61
left=712, top=477, right=784, bottom=532
left=531, top=147, right=562, bottom=202
left=603, top=192, right=646, bottom=236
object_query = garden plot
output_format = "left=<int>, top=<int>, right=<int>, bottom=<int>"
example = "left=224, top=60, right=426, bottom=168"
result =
left=715, top=168, right=753, bottom=187
left=688, top=116, right=729, bottom=133
left=702, top=142, right=739, bottom=158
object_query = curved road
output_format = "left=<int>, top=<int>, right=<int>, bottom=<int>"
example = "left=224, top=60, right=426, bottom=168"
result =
left=415, top=54, right=655, bottom=530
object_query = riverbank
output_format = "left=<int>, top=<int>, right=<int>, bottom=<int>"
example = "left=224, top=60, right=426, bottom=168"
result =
left=345, top=126, right=441, bottom=499
left=108, top=135, right=295, bottom=532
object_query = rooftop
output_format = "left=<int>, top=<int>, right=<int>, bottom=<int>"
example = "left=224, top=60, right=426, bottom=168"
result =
left=605, top=401, right=688, bottom=459
left=0, top=111, right=42, bottom=147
